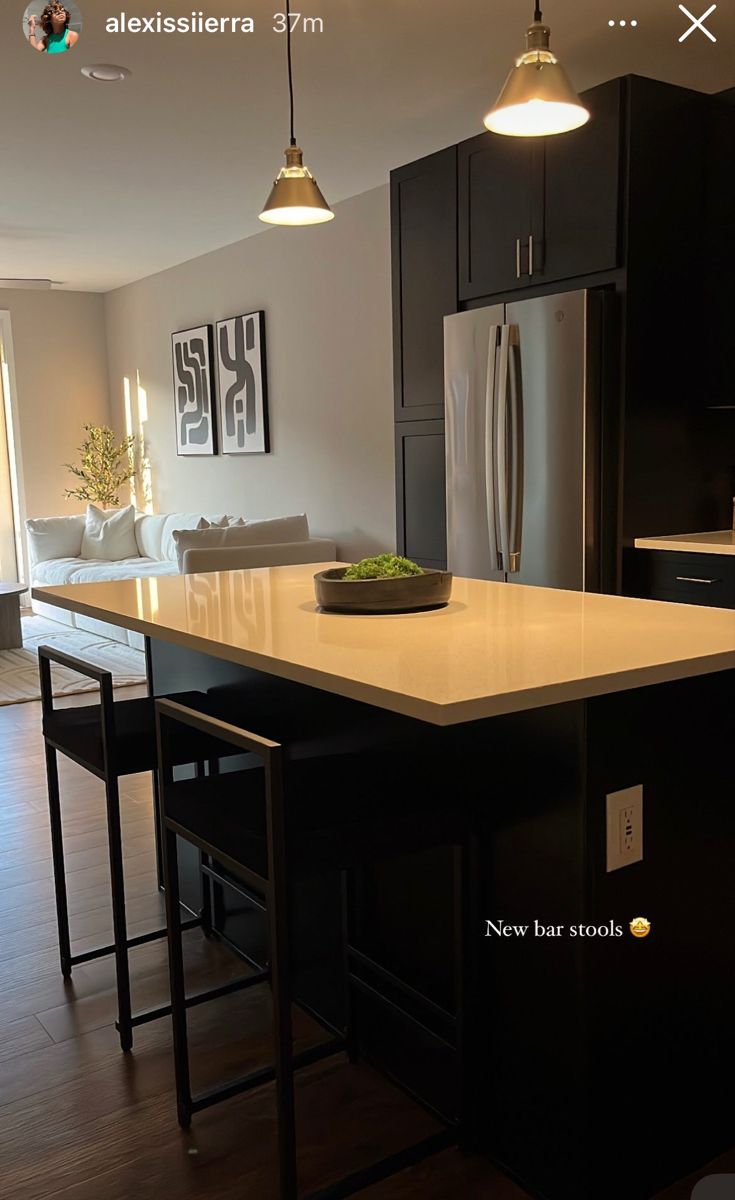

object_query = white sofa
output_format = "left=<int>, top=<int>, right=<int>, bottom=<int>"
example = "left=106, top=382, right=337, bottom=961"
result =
left=27, top=510, right=336, bottom=650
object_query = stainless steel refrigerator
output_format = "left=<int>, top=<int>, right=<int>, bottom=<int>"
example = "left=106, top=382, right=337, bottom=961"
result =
left=444, top=288, right=609, bottom=591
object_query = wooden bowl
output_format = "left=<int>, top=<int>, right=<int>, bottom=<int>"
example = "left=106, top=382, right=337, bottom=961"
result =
left=314, top=567, right=453, bottom=614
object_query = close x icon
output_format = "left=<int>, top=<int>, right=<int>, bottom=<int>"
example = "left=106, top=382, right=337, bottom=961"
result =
left=678, top=3, right=718, bottom=43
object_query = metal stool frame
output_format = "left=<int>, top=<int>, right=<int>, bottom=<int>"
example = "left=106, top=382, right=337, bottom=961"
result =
left=156, top=697, right=476, bottom=1200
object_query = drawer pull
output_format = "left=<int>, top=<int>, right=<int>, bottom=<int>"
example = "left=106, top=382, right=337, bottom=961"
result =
left=674, top=576, right=721, bottom=585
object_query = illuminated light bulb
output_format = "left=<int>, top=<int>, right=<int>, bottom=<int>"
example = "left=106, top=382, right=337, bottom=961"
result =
left=484, top=11, right=590, bottom=138
left=259, top=146, right=334, bottom=226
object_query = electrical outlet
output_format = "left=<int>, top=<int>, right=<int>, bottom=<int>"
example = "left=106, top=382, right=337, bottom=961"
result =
left=606, top=785, right=643, bottom=872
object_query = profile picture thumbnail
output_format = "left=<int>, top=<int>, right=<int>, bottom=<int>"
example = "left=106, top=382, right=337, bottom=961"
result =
left=23, top=2, right=82, bottom=55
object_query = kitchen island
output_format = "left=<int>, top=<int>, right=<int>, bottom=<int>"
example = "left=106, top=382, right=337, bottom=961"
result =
left=34, top=564, right=735, bottom=1200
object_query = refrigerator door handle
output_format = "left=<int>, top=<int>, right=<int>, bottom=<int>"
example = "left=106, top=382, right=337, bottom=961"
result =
left=485, top=325, right=503, bottom=572
left=494, top=326, right=511, bottom=573
left=493, top=325, right=524, bottom=575
left=506, top=328, right=524, bottom=573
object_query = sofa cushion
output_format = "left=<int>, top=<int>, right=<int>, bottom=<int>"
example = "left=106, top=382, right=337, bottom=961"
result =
left=81, top=505, right=139, bottom=561
left=134, top=513, right=169, bottom=560
left=135, top=512, right=231, bottom=561
left=171, top=514, right=310, bottom=573
left=26, top=514, right=86, bottom=567
left=33, top=556, right=179, bottom=586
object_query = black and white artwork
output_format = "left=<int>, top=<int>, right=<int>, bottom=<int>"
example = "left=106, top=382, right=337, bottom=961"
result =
left=172, top=325, right=218, bottom=456
left=216, top=311, right=270, bottom=455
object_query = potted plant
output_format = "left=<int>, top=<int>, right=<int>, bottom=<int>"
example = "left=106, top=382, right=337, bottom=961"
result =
left=64, top=425, right=136, bottom=509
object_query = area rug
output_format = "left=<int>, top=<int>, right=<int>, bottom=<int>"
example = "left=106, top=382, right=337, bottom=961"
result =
left=0, top=613, right=146, bottom=706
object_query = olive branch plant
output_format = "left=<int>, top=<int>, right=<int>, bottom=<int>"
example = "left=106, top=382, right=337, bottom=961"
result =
left=64, top=424, right=137, bottom=509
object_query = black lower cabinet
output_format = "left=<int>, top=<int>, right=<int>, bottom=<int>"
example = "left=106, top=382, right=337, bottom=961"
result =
left=630, top=549, right=735, bottom=608
left=395, top=420, right=447, bottom=569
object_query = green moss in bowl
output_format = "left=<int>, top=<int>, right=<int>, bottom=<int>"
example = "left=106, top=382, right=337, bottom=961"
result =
left=343, top=554, right=423, bottom=581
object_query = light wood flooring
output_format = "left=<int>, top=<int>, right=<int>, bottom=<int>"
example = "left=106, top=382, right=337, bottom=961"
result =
left=0, top=689, right=731, bottom=1199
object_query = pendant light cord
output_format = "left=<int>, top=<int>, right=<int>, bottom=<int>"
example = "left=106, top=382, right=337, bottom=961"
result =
left=534, top=3, right=542, bottom=20
left=285, top=0, right=296, bottom=146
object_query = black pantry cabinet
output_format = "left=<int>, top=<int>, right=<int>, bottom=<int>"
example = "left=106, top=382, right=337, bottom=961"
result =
left=394, top=421, right=447, bottom=570
left=391, top=147, right=457, bottom=423
left=392, top=75, right=735, bottom=578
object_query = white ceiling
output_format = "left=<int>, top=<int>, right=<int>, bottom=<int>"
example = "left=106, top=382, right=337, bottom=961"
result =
left=1, top=0, right=733, bottom=292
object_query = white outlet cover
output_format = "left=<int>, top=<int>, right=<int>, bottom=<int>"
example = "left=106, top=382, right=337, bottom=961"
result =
left=606, top=785, right=643, bottom=873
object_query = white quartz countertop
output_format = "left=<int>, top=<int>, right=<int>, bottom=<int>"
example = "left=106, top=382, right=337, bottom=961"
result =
left=33, top=564, right=735, bottom=726
left=634, top=531, right=735, bottom=556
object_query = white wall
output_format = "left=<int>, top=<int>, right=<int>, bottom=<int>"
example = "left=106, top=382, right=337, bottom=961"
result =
left=0, top=289, right=110, bottom=519
left=103, top=185, right=396, bottom=560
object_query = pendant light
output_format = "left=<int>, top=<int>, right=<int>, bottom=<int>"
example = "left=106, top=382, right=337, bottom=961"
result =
left=259, top=0, right=333, bottom=225
left=484, top=4, right=589, bottom=138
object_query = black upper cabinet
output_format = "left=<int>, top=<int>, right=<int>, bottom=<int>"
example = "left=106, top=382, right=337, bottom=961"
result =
left=541, top=79, right=622, bottom=284
left=391, top=148, right=457, bottom=422
left=459, top=79, right=623, bottom=301
left=458, top=135, right=539, bottom=299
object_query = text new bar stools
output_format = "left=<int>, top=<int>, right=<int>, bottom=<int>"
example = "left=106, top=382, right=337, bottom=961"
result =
left=39, top=645, right=215, bottom=1052
left=155, top=697, right=476, bottom=1200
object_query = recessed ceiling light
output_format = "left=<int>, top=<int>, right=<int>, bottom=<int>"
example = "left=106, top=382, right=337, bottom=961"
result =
left=81, top=65, right=131, bottom=83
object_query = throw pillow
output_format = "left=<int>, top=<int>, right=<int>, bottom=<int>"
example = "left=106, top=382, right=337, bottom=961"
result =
left=25, top=514, right=86, bottom=567
left=80, top=504, right=139, bottom=561
left=244, top=514, right=309, bottom=542
left=196, top=516, right=231, bottom=530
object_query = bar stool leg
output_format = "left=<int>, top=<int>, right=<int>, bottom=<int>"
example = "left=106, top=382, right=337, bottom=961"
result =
left=44, top=743, right=73, bottom=979
left=455, top=832, right=480, bottom=1152
left=341, top=869, right=359, bottom=1065
left=162, top=825, right=193, bottom=1128
left=199, top=762, right=217, bottom=938
left=265, top=766, right=298, bottom=1200
left=105, top=776, right=133, bottom=1052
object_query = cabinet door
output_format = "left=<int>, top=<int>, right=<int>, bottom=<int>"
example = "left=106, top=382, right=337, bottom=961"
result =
left=459, top=132, right=538, bottom=301
left=391, top=148, right=457, bottom=422
left=537, top=79, right=622, bottom=285
left=395, top=421, right=447, bottom=569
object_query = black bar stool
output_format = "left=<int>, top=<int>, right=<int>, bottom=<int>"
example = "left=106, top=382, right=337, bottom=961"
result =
left=155, top=697, right=476, bottom=1200
left=39, top=645, right=219, bottom=1052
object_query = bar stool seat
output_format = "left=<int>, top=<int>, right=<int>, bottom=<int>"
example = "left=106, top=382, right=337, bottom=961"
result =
left=43, top=692, right=220, bottom=778
left=165, top=758, right=462, bottom=881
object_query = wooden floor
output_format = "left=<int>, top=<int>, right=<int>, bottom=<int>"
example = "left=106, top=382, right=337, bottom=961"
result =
left=0, top=689, right=732, bottom=1200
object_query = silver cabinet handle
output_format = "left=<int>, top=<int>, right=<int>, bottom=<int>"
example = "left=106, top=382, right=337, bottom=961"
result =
left=516, top=238, right=522, bottom=280
left=528, top=234, right=534, bottom=276
left=675, top=576, right=721, bottom=584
